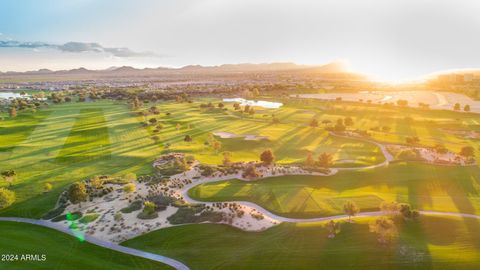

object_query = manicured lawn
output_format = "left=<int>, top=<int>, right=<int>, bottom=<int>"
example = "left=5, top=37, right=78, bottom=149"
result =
left=189, top=163, right=480, bottom=218
left=1, top=97, right=479, bottom=219
left=279, top=98, right=480, bottom=155
left=141, top=100, right=386, bottom=166
left=0, top=101, right=162, bottom=218
left=123, top=215, right=480, bottom=270
left=56, top=108, right=111, bottom=163
left=0, top=221, right=172, bottom=270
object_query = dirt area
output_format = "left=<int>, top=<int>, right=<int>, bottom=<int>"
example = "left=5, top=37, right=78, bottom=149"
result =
left=213, top=131, right=269, bottom=141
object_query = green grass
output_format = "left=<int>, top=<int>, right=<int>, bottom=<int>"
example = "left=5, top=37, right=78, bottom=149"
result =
left=0, top=221, right=172, bottom=270
left=123, top=215, right=480, bottom=270
left=140, top=99, right=386, bottom=166
left=0, top=101, right=162, bottom=218
left=0, top=109, right=51, bottom=152
left=190, top=163, right=480, bottom=218
left=56, top=108, right=111, bottom=163
left=1, top=97, right=479, bottom=218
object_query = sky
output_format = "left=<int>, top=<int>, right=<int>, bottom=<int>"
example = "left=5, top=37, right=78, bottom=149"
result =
left=1, top=0, right=480, bottom=82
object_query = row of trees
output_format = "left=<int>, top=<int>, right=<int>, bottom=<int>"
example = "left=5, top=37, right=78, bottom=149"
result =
left=327, top=200, right=419, bottom=245
left=305, top=152, right=334, bottom=168
left=453, top=103, right=471, bottom=112
left=309, top=117, right=354, bottom=130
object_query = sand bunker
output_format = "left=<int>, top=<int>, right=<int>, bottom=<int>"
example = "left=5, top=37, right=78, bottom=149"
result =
left=213, top=131, right=269, bottom=141
left=212, top=131, right=241, bottom=139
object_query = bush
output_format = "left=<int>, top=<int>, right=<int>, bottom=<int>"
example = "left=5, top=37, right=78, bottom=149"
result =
left=405, top=136, right=420, bottom=145
left=137, top=211, right=158, bottom=219
left=396, top=149, right=423, bottom=161
left=146, top=195, right=174, bottom=211
left=167, top=206, right=224, bottom=224
left=114, top=212, right=123, bottom=221
left=137, top=201, right=158, bottom=219
left=242, top=165, right=259, bottom=178
left=156, top=156, right=190, bottom=176
left=79, top=213, right=99, bottom=224
left=251, top=212, right=264, bottom=220
left=120, top=200, right=143, bottom=213
left=199, top=164, right=216, bottom=177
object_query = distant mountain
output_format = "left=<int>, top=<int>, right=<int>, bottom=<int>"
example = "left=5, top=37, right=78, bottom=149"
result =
left=0, top=62, right=352, bottom=77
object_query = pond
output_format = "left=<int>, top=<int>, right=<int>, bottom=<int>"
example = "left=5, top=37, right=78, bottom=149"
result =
left=0, top=92, right=26, bottom=99
left=222, top=98, right=283, bottom=109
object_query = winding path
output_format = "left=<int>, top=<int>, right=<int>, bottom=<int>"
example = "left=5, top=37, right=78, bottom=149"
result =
left=181, top=132, right=478, bottom=223
left=181, top=179, right=480, bottom=223
left=0, top=217, right=190, bottom=270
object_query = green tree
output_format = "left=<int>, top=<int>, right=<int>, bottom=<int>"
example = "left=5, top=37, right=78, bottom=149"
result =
left=242, top=165, right=259, bottom=179
left=464, top=104, right=471, bottom=112
left=212, top=140, right=222, bottom=154
left=321, top=119, right=331, bottom=127
left=459, top=146, right=475, bottom=157
left=44, top=182, right=53, bottom=193
left=223, top=151, right=232, bottom=166
left=344, top=117, right=354, bottom=127
left=9, top=107, right=17, bottom=118
left=343, top=201, right=359, bottom=222
left=325, top=220, right=341, bottom=238
left=252, top=88, right=260, bottom=97
left=148, top=118, right=157, bottom=124
left=369, top=217, right=398, bottom=245
left=454, top=103, right=461, bottom=111
left=184, top=135, right=193, bottom=142
left=380, top=201, right=399, bottom=215
left=67, top=182, right=88, bottom=207
left=1, top=170, right=17, bottom=187
left=309, top=118, right=319, bottom=128
left=304, top=152, right=315, bottom=167
left=0, top=188, right=16, bottom=209
left=131, top=96, right=141, bottom=110
left=260, top=149, right=275, bottom=166
left=334, top=118, right=346, bottom=132
left=317, top=153, right=334, bottom=168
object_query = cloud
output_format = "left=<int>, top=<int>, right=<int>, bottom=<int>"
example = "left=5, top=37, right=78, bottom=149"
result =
left=0, top=40, right=156, bottom=57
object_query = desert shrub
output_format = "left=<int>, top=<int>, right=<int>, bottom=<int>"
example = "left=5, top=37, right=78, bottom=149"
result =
left=120, top=200, right=143, bottom=213
left=167, top=206, right=224, bottom=224
left=146, top=194, right=174, bottom=211
left=396, top=149, right=423, bottom=161
left=251, top=212, right=264, bottom=220
left=199, top=164, right=216, bottom=177
left=137, top=201, right=158, bottom=219
left=79, top=213, right=99, bottom=224
left=156, top=156, right=190, bottom=176
left=242, top=165, right=259, bottom=178
left=114, top=212, right=123, bottom=221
